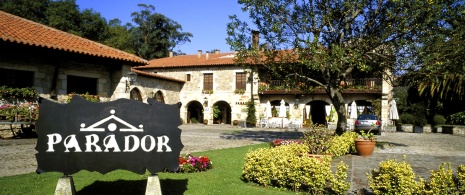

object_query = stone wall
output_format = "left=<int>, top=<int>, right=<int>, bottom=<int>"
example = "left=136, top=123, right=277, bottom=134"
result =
left=1, top=57, right=130, bottom=102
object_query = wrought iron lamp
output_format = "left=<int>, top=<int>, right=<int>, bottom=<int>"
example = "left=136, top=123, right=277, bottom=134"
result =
left=125, top=72, right=137, bottom=93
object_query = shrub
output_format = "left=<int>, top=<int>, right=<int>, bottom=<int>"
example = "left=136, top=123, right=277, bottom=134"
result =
left=190, top=117, right=198, bottom=123
left=457, top=165, right=465, bottom=192
left=428, top=162, right=456, bottom=194
left=448, top=111, right=465, bottom=125
left=433, top=114, right=446, bottom=126
left=400, top=113, right=415, bottom=125
left=368, top=157, right=465, bottom=195
left=368, top=156, right=420, bottom=194
left=302, top=124, right=335, bottom=155
left=414, top=117, right=428, bottom=127
left=326, top=131, right=358, bottom=157
left=242, top=143, right=349, bottom=193
left=270, top=139, right=302, bottom=147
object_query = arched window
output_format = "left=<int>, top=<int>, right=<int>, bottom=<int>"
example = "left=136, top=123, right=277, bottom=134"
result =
left=153, top=91, right=165, bottom=103
left=130, top=88, right=142, bottom=102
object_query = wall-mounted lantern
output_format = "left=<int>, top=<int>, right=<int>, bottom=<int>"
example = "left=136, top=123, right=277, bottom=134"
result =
left=125, top=72, right=138, bottom=93
left=203, top=97, right=208, bottom=107
left=294, top=98, right=299, bottom=109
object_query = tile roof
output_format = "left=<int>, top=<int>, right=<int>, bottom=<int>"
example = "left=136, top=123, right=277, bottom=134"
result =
left=131, top=68, right=186, bottom=84
left=137, top=52, right=237, bottom=69
left=0, top=11, right=148, bottom=65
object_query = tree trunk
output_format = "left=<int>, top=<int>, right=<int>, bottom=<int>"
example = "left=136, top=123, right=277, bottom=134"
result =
left=327, top=86, right=347, bottom=135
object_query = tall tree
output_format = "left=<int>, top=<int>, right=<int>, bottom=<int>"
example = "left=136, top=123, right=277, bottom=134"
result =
left=0, top=0, right=49, bottom=24
left=80, top=9, right=109, bottom=42
left=46, top=0, right=81, bottom=35
left=129, top=4, right=192, bottom=59
left=227, top=0, right=435, bottom=135
left=103, top=19, right=135, bottom=54
left=412, top=1, right=465, bottom=100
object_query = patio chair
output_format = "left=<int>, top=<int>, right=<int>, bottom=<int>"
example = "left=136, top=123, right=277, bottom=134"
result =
left=258, top=118, right=268, bottom=128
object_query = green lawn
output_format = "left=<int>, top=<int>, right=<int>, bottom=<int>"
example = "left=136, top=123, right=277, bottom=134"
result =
left=0, top=143, right=296, bottom=195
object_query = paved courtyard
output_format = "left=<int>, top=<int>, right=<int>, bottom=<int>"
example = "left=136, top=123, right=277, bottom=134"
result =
left=1, top=124, right=464, bottom=194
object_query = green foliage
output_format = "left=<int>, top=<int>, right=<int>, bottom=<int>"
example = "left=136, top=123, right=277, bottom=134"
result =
left=400, top=113, right=415, bottom=125
left=190, top=117, right=198, bottom=123
left=246, top=100, right=256, bottom=125
left=427, top=162, right=456, bottom=194
left=212, top=105, right=220, bottom=118
left=0, top=0, right=49, bottom=24
left=433, top=114, right=446, bottom=126
left=368, top=157, right=465, bottom=195
left=357, top=130, right=376, bottom=140
left=129, top=4, right=192, bottom=59
left=67, top=93, right=100, bottom=103
left=242, top=144, right=349, bottom=193
left=327, top=131, right=358, bottom=157
left=227, top=0, right=432, bottom=134
left=302, top=124, right=335, bottom=155
left=448, top=111, right=465, bottom=125
left=458, top=165, right=465, bottom=192
left=0, top=86, right=38, bottom=100
left=368, top=157, right=420, bottom=195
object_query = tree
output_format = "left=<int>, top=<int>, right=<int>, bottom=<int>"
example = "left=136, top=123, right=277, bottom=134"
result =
left=411, top=1, right=465, bottom=100
left=0, top=0, right=49, bottom=24
left=227, top=0, right=435, bottom=135
left=46, top=0, right=81, bottom=35
left=80, top=9, right=109, bottom=42
left=129, top=4, right=193, bottom=59
left=103, top=19, right=136, bottom=54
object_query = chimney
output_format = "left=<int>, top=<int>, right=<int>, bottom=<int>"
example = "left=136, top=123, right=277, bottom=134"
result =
left=252, top=30, right=259, bottom=49
left=169, top=51, right=173, bottom=58
left=197, top=50, right=202, bottom=58
left=206, top=51, right=210, bottom=60
left=215, top=49, right=220, bottom=54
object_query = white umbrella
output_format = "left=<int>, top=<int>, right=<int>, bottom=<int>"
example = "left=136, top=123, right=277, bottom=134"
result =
left=325, top=105, right=331, bottom=116
left=305, top=105, right=310, bottom=119
left=350, top=101, right=358, bottom=119
left=389, top=99, right=399, bottom=124
left=265, top=100, right=272, bottom=118
left=278, top=99, right=286, bottom=117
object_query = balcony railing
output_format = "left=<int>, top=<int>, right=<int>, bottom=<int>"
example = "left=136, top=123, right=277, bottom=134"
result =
left=258, top=78, right=382, bottom=93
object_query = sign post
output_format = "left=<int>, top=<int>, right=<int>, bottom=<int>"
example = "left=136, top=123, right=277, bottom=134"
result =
left=35, top=96, right=183, bottom=194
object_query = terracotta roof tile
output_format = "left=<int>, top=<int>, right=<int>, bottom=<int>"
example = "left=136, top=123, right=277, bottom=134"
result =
left=0, top=11, right=148, bottom=65
left=137, top=52, right=237, bottom=69
left=131, top=68, right=185, bottom=84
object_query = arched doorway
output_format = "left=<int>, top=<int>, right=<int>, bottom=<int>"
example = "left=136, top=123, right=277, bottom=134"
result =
left=130, top=88, right=142, bottom=101
left=152, top=90, right=165, bottom=103
left=212, top=101, right=231, bottom=124
left=186, top=101, right=203, bottom=123
left=308, top=100, right=329, bottom=126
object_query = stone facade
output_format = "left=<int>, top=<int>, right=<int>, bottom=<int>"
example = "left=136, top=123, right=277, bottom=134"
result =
left=140, top=66, right=257, bottom=124
left=1, top=53, right=137, bottom=103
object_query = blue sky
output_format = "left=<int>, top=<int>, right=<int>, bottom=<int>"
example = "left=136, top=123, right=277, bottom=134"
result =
left=75, top=0, right=251, bottom=54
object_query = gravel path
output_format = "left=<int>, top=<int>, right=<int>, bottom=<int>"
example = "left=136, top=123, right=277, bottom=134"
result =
left=1, top=125, right=464, bottom=177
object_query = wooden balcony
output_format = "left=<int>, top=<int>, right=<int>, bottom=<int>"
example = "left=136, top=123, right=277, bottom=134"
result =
left=258, top=78, right=382, bottom=95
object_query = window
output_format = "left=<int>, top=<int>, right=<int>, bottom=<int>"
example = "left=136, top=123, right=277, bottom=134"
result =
left=153, top=91, right=165, bottom=103
left=130, top=88, right=142, bottom=102
left=186, top=74, right=191, bottom=81
left=67, top=75, right=97, bottom=95
left=203, top=73, right=213, bottom=90
left=0, top=69, right=34, bottom=88
left=236, top=72, right=246, bottom=90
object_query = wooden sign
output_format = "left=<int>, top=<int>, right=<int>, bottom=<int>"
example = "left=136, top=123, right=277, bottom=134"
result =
left=35, top=96, right=183, bottom=175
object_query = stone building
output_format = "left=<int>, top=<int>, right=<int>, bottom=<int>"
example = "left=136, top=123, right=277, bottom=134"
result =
left=134, top=50, right=394, bottom=128
left=0, top=11, right=181, bottom=103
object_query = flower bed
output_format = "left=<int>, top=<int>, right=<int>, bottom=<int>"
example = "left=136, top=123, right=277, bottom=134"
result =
left=177, top=153, right=213, bottom=173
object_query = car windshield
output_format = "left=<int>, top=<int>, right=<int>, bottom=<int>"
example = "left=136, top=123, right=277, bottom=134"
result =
left=357, top=115, right=378, bottom=120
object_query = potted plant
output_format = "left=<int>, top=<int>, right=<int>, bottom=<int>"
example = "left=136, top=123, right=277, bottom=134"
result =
left=354, top=129, right=377, bottom=157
